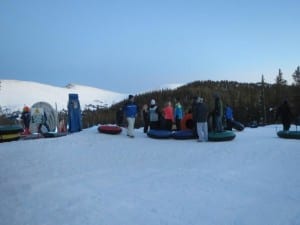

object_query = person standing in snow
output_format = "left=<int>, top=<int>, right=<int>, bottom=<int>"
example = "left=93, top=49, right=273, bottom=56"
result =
left=21, top=105, right=31, bottom=135
left=193, top=97, right=209, bottom=142
left=214, top=94, right=223, bottom=132
left=123, top=95, right=139, bottom=138
left=141, top=104, right=149, bottom=133
left=174, top=98, right=183, bottom=130
left=149, top=99, right=161, bottom=130
left=225, top=105, right=234, bottom=130
left=116, top=107, right=124, bottom=126
left=162, top=101, right=174, bottom=130
left=276, top=99, right=293, bottom=131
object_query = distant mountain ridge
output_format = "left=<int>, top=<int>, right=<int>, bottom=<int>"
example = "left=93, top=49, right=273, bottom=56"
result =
left=0, top=80, right=128, bottom=112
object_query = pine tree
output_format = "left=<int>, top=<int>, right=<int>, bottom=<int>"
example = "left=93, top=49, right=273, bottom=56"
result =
left=292, top=66, right=300, bottom=85
left=275, top=69, right=287, bottom=85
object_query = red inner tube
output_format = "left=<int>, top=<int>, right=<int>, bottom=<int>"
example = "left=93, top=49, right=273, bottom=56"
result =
left=180, top=114, right=194, bottom=130
left=98, top=125, right=122, bottom=134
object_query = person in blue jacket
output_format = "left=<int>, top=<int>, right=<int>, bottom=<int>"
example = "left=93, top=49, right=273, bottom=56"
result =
left=123, top=95, right=139, bottom=138
left=174, top=98, right=183, bottom=130
left=225, top=105, right=234, bottom=130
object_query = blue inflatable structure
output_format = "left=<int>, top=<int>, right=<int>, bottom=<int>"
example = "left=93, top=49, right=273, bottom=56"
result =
left=68, top=93, right=82, bottom=133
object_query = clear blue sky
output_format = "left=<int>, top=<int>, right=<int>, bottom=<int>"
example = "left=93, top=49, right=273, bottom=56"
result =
left=1, top=0, right=299, bottom=93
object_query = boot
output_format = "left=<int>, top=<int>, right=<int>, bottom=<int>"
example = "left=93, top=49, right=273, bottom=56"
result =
left=24, top=128, right=31, bottom=135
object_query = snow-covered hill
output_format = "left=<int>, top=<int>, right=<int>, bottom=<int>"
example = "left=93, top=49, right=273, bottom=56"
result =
left=0, top=80, right=128, bottom=112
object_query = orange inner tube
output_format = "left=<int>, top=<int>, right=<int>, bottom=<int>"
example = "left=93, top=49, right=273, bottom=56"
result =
left=180, top=113, right=194, bottom=130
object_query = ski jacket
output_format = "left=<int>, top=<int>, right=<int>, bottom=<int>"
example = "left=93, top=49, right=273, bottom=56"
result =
left=193, top=102, right=208, bottom=123
left=123, top=101, right=138, bottom=118
left=149, top=105, right=160, bottom=122
left=225, top=107, right=233, bottom=120
left=276, top=101, right=292, bottom=124
left=163, top=105, right=174, bottom=121
left=214, top=97, right=223, bottom=117
left=174, top=103, right=183, bottom=120
left=21, top=111, right=31, bottom=122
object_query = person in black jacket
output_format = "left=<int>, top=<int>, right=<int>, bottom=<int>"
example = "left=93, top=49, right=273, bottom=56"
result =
left=21, top=106, right=31, bottom=135
left=142, top=104, right=149, bottom=133
left=116, top=107, right=124, bottom=126
left=276, top=99, right=293, bottom=131
left=192, top=97, right=209, bottom=142
left=214, top=95, right=223, bottom=132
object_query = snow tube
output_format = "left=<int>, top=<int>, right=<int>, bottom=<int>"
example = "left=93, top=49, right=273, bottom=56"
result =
left=277, top=130, right=300, bottom=140
left=208, top=131, right=236, bottom=142
left=248, top=121, right=258, bottom=128
left=20, top=133, right=44, bottom=140
left=232, top=120, right=244, bottom=131
left=20, top=132, right=67, bottom=140
left=0, top=125, right=23, bottom=142
left=0, top=133, right=21, bottom=142
left=147, top=129, right=173, bottom=139
left=43, top=132, right=68, bottom=138
left=98, top=125, right=122, bottom=135
left=180, top=114, right=194, bottom=130
left=173, top=130, right=196, bottom=140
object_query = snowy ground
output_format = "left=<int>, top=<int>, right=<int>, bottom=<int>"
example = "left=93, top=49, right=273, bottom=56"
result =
left=0, top=125, right=299, bottom=225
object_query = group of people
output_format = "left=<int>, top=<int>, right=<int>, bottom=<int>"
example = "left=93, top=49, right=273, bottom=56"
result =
left=119, top=95, right=184, bottom=138
left=142, top=97, right=184, bottom=132
left=191, top=94, right=226, bottom=142
left=119, top=94, right=225, bottom=142
left=119, top=93, right=295, bottom=141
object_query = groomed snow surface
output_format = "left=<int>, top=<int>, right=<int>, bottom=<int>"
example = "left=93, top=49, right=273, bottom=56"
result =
left=1, top=125, right=299, bottom=225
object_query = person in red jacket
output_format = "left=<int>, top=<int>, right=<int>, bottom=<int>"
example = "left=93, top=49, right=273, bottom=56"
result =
left=162, top=101, right=174, bottom=130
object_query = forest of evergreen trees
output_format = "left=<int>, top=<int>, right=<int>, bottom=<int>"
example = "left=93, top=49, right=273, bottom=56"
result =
left=82, top=68, right=300, bottom=129
left=1, top=68, right=299, bottom=128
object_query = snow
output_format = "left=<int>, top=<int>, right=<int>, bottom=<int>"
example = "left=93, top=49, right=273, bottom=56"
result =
left=0, top=125, right=300, bottom=225
left=0, top=80, right=183, bottom=113
left=0, top=80, right=127, bottom=112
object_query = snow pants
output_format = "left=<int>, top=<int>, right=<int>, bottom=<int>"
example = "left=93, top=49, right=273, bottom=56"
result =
left=196, top=122, right=208, bottom=142
left=127, top=117, right=135, bottom=137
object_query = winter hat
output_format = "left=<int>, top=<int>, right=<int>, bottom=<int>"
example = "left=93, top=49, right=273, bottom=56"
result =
left=23, top=106, right=30, bottom=112
left=150, top=99, right=156, bottom=105
left=128, top=95, right=134, bottom=100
